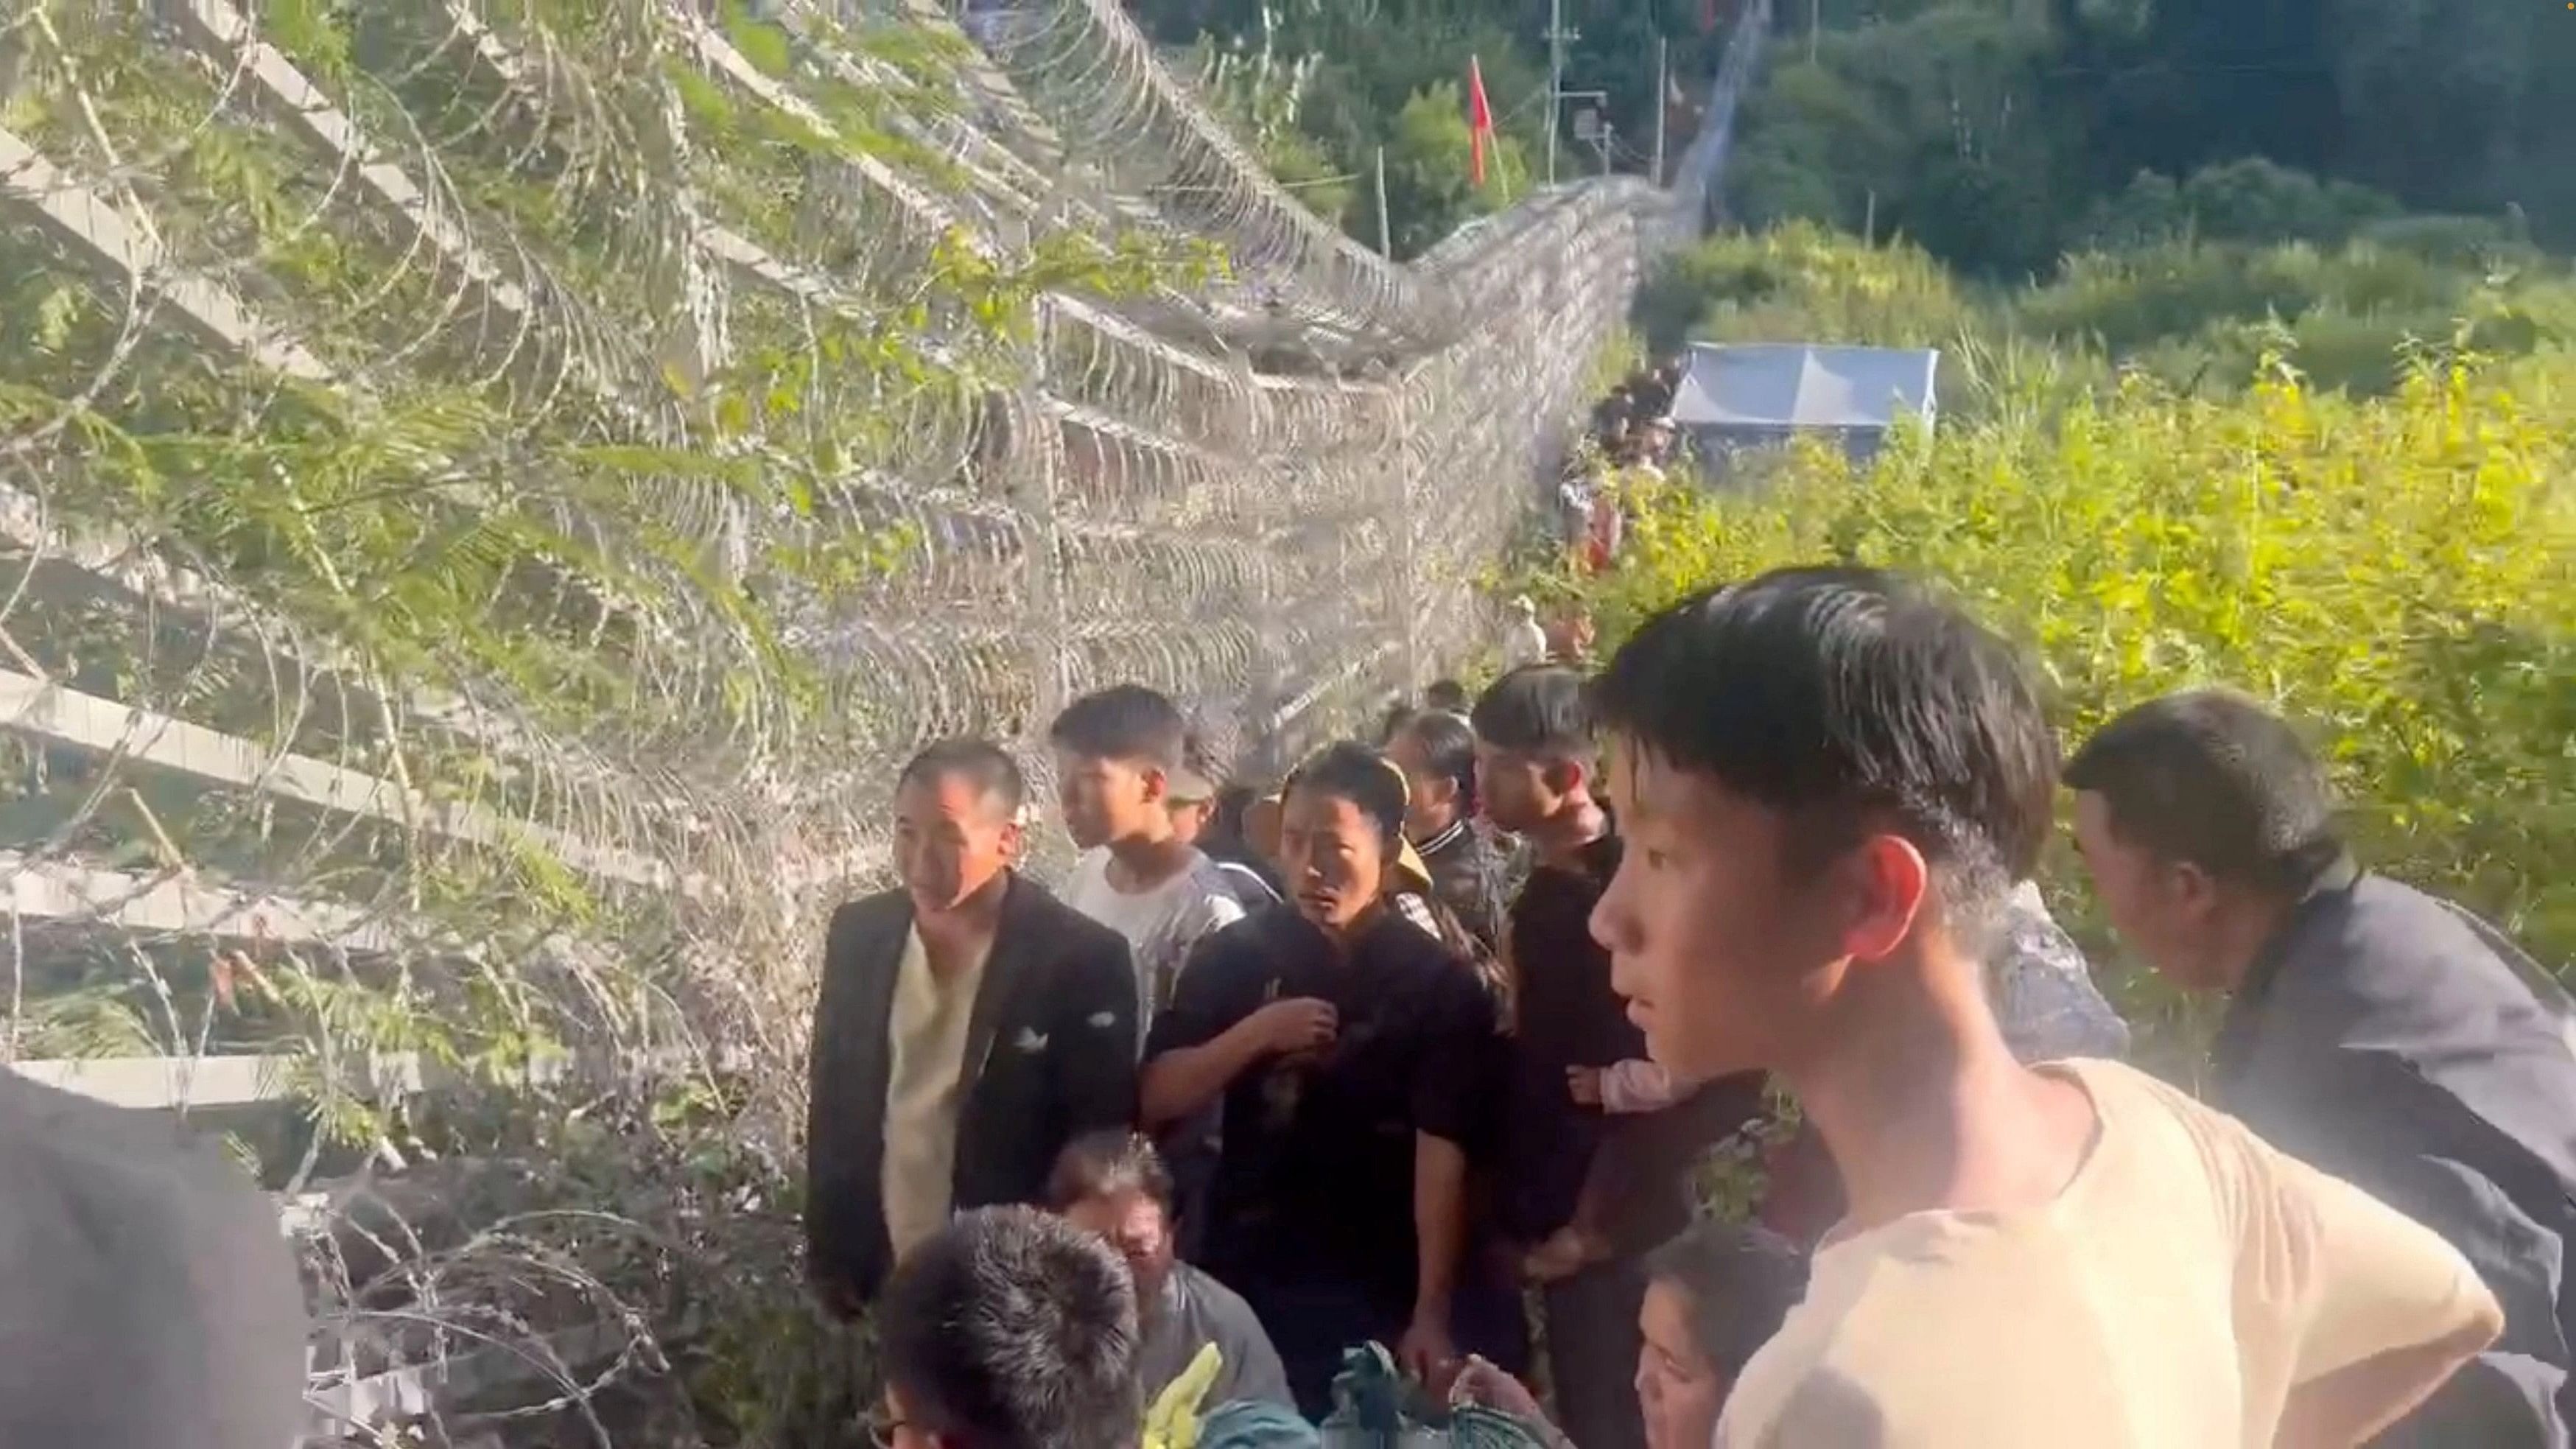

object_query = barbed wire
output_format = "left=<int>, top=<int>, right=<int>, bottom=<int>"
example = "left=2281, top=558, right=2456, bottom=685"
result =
left=0, top=0, right=1768, bottom=1439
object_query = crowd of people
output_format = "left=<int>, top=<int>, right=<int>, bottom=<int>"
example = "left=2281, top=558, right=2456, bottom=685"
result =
left=1559, top=357, right=1688, bottom=575
left=4, top=562, right=2568, bottom=1449
left=803, top=562, right=2576, bottom=1449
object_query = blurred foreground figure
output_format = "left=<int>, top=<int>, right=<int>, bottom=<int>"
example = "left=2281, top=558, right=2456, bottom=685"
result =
left=2071, top=689, right=2576, bottom=1447
left=0, top=1070, right=307, bottom=1449
left=877, top=1204, right=1142, bottom=1449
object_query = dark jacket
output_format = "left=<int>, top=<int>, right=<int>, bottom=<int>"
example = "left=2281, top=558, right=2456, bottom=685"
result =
left=2214, top=861, right=2576, bottom=1448
left=1416, top=818, right=1512, bottom=956
left=804, top=872, right=1140, bottom=1303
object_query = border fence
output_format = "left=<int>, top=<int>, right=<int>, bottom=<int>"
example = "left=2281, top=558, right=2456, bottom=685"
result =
left=0, top=0, right=1771, bottom=1440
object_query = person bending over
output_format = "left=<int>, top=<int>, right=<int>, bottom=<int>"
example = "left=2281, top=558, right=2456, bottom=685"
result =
left=1589, top=566, right=2499, bottom=1448
left=877, top=1205, right=1142, bottom=1449
left=2071, top=689, right=2576, bottom=1446
left=1050, top=1130, right=1293, bottom=1411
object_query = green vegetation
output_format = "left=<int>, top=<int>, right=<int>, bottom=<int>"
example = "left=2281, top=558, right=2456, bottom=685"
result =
left=1149, top=0, right=1727, bottom=257
left=1182, top=0, right=2575, bottom=287
left=1536, top=225, right=2576, bottom=1076
left=1635, top=222, right=2576, bottom=401
left=1731, top=0, right=2576, bottom=278
left=1, top=2, right=1190, bottom=1436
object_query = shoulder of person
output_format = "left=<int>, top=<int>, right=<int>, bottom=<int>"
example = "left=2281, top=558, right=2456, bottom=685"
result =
left=1176, top=1260, right=1263, bottom=1330
left=1176, top=906, right=1292, bottom=985
left=2294, top=875, right=2565, bottom=1023
left=829, top=887, right=909, bottom=933
left=1007, top=874, right=1129, bottom=964
left=1179, top=853, right=1250, bottom=922
left=821, top=889, right=912, bottom=975
left=1059, top=845, right=1114, bottom=894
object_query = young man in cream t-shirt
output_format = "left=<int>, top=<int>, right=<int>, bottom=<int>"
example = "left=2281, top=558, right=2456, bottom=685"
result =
left=1584, top=568, right=2501, bottom=1449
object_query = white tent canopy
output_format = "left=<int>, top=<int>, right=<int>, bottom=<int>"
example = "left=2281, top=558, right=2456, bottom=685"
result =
left=1668, top=343, right=1940, bottom=432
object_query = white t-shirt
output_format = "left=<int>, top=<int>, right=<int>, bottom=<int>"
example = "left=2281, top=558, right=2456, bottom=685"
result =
left=1716, top=1058, right=2499, bottom=1448
left=1503, top=618, right=1549, bottom=669
left=1063, top=846, right=1245, bottom=1035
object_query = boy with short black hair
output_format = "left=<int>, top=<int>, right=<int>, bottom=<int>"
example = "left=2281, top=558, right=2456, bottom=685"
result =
left=1050, top=686, right=1246, bottom=1032
left=1590, top=566, right=2500, bottom=1446
left=877, top=1205, right=1143, bottom=1449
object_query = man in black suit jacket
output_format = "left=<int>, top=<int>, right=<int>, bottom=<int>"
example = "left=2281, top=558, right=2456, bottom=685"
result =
left=807, top=739, right=1140, bottom=1313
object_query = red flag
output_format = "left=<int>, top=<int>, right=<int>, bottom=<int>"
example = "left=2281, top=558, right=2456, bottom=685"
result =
left=1467, top=55, right=1495, bottom=187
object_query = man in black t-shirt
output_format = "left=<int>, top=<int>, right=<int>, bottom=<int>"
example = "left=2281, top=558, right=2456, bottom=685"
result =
left=1475, top=667, right=1755, bottom=1449
left=1138, top=744, right=1522, bottom=1416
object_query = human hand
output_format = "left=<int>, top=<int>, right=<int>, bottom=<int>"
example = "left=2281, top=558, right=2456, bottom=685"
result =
left=1396, top=1311, right=1457, bottom=1386
left=1521, top=1226, right=1606, bottom=1284
left=1248, top=997, right=1337, bottom=1056
left=1448, top=1355, right=1547, bottom=1423
left=1565, top=1065, right=1604, bottom=1107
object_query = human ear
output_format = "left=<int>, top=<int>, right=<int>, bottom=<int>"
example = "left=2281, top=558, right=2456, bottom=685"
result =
left=2168, top=859, right=2220, bottom=919
left=1840, top=834, right=1931, bottom=964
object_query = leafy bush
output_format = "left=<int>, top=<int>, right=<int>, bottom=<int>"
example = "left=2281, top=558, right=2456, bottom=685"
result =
left=1643, top=225, right=2576, bottom=404
left=1535, top=350, right=2576, bottom=1068
left=2074, top=160, right=2403, bottom=253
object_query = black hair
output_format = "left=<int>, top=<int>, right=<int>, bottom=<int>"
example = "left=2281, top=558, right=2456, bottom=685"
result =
left=878, top=1206, right=1141, bottom=1449
left=1471, top=664, right=1592, bottom=757
left=1392, top=709, right=1479, bottom=817
left=1645, top=1221, right=1809, bottom=1380
left=1050, top=685, right=1186, bottom=770
left=898, top=738, right=1027, bottom=814
left=1282, top=741, right=1407, bottom=846
left=1590, top=566, right=2056, bottom=919
left=1045, top=1130, right=1175, bottom=1216
left=2064, top=690, right=2343, bottom=895
left=1207, top=783, right=1260, bottom=843
left=1378, top=702, right=1422, bottom=746
left=1424, top=679, right=1470, bottom=713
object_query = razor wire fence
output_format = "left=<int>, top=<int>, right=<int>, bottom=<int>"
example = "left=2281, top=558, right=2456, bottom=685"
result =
left=0, top=0, right=1771, bottom=1441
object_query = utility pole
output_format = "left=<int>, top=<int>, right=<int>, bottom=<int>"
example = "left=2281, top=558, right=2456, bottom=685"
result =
left=1651, top=35, right=1668, bottom=185
left=1809, top=0, right=1821, bottom=63
left=1374, top=145, right=1392, bottom=259
left=1544, top=0, right=1574, bottom=186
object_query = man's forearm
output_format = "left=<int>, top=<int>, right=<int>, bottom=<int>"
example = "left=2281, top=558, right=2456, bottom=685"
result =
left=1413, top=1132, right=1469, bottom=1322
left=1140, top=1022, right=1267, bottom=1128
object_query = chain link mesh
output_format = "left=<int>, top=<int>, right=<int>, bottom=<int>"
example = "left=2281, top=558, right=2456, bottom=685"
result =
left=0, top=0, right=1765, bottom=1436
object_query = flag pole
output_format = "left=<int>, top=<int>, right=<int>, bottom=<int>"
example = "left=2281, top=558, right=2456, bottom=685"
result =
left=1375, top=145, right=1393, bottom=259
left=1544, top=0, right=1566, bottom=186
left=1652, top=35, right=1669, bottom=185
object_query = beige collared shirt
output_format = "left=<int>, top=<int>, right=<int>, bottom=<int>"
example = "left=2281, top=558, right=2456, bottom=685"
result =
left=880, top=924, right=992, bottom=1264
